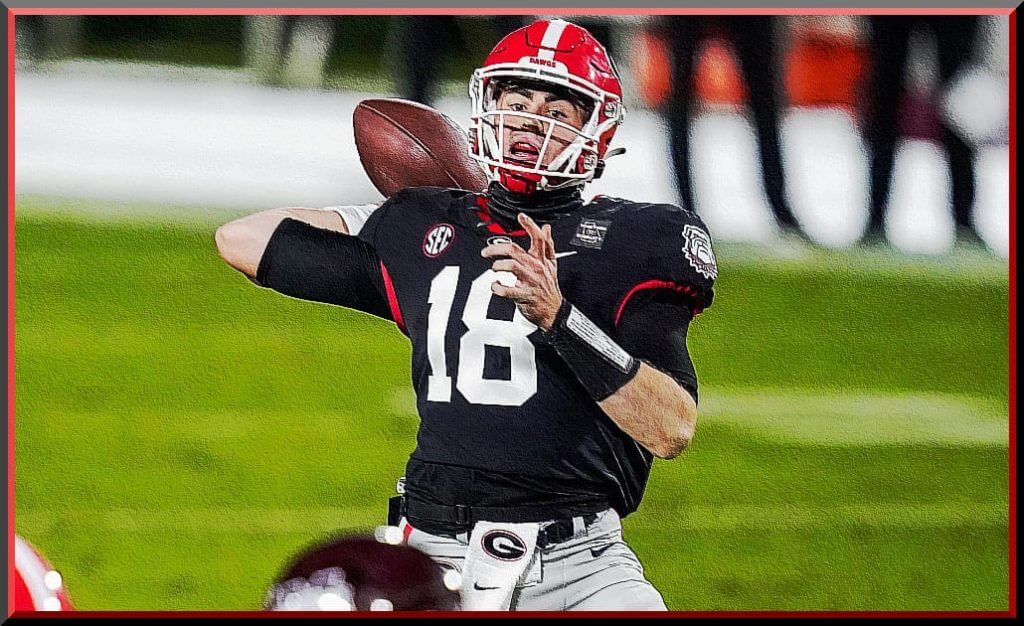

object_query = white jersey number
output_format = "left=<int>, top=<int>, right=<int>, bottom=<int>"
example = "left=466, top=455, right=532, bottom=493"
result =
left=425, top=266, right=538, bottom=406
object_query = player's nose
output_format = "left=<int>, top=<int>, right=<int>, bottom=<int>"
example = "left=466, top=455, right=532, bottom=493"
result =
left=519, top=114, right=543, bottom=133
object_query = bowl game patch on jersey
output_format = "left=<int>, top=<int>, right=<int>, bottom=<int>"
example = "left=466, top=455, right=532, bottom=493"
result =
left=570, top=218, right=610, bottom=249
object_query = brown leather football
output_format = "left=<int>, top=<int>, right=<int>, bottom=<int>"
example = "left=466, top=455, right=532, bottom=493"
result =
left=353, top=98, right=488, bottom=198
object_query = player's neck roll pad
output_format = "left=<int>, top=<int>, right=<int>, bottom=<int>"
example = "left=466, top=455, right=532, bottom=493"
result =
left=542, top=299, right=641, bottom=402
left=488, top=181, right=583, bottom=227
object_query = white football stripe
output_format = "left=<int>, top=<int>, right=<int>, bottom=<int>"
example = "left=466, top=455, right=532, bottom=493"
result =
left=537, top=20, right=568, bottom=61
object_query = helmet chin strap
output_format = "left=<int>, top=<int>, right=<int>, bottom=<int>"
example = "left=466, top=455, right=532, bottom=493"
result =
left=605, top=146, right=627, bottom=160
left=593, top=147, right=627, bottom=180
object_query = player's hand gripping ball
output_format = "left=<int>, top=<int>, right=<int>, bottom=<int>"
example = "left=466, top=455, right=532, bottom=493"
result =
left=481, top=213, right=564, bottom=330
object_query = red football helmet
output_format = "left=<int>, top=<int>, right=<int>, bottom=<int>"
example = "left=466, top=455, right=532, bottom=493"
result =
left=469, top=19, right=626, bottom=194
left=265, top=534, right=459, bottom=612
left=13, top=535, right=75, bottom=612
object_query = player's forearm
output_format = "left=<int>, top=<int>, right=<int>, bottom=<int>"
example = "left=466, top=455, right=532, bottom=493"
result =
left=540, top=299, right=696, bottom=460
left=598, top=364, right=697, bottom=460
left=215, top=207, right=348, bottom=278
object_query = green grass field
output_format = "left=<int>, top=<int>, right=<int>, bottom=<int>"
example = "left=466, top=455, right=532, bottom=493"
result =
left=13, top=199, right=1010, bottom=611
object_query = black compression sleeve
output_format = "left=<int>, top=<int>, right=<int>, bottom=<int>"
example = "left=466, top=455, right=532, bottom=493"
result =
left=616, top=290, right=699, bottom=402
left=255, top=217, right=392, bottom=320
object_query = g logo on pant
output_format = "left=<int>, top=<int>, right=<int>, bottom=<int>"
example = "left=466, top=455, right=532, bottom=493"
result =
left=481, top=530, right=527, bottom=561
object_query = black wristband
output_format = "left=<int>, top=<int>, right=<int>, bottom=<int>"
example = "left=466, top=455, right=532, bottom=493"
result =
left=543, top=299, right=641, bottom=402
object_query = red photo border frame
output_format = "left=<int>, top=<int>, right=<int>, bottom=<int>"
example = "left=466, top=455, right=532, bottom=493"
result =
left=4, top=5, right=1016, bottom=619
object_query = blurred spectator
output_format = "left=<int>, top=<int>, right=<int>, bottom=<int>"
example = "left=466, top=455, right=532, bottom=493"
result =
left=860, top=16, right=983, bottom=248
left=390, top=16, right=524, bottom=105
left=244, top=16, right=336, bottom=88
left=783, top=16, right=867, bottom=113
left=661, top=16, right=810, bottom=243
left=17, top=16, right=84, bottom=63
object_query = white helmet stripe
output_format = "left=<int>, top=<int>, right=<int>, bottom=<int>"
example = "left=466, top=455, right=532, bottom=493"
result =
left=537, top=20, right=568, bottom=61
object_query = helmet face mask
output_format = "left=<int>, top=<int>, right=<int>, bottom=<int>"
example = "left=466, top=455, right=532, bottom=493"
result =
left=475, top=80, right=600, bottom=183
left=468, top=20, right=625, bottom=194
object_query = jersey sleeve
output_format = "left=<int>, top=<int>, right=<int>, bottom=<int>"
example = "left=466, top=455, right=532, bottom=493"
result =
left=607, top=204, right=715, bottom=402
left=616, top=289, right=700, bottom=402
left=323, top=204, right=380, bottom=235
left=255, top=217, right=393, bottom=320
left=355, top=187, right=425, bottom=251
left=355, top=198, right=389, bottom=250
left=614, top=205, right=717, bottom=326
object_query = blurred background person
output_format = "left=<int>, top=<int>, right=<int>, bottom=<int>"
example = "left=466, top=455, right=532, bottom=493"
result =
left=389, top=16, right=524, bottom=105
left=660, top=16, right=810, bottom=244
left=15, top=15, right=84, bottom=63
left=244, top=16, right=337, bottom=88
left=265, top=533, right=460, bottom=611
left=860, top=16, right=983, bottom=249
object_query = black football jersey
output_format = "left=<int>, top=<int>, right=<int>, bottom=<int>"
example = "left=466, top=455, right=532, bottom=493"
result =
left=349, top=187, right=717, bottom=516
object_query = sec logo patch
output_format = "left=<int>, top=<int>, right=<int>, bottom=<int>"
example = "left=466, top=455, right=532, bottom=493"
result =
left=423, top=224, right=455, bottom=258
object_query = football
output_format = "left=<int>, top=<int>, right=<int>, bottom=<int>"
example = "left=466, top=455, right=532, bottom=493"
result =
left=353, top=98, right=488, bottom=198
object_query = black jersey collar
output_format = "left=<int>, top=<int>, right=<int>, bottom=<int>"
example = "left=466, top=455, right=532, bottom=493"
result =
left=485, top=181, right=584, bottom=230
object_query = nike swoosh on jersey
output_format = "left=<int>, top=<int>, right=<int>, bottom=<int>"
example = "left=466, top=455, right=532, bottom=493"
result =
left=589, top=543, right=615, bottom=558
left=554, top=251, right=578, bottom=259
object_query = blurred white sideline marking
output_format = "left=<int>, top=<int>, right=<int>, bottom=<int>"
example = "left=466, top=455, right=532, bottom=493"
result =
left=388, top=388, right=1008, bottom=446
left=700, top=391, right=1008, bottom=446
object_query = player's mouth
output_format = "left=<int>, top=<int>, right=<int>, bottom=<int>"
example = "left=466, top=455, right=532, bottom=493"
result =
left=506, top=141, right=541, bottom=166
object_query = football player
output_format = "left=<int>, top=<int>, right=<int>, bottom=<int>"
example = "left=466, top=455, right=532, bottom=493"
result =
left=217, top=19, right=716, bottom=611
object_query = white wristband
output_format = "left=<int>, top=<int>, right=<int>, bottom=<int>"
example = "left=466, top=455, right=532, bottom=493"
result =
left=322, top=204, right=379, bottom=235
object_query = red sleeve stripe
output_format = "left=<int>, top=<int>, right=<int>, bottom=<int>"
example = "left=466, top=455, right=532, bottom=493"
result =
left=613, top=279, right=704, bottom=327
left=380, top=262, right=407, bottom=335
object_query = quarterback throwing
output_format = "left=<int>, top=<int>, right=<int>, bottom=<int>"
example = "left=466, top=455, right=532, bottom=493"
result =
left=217, top=19, right=717, bottom=611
